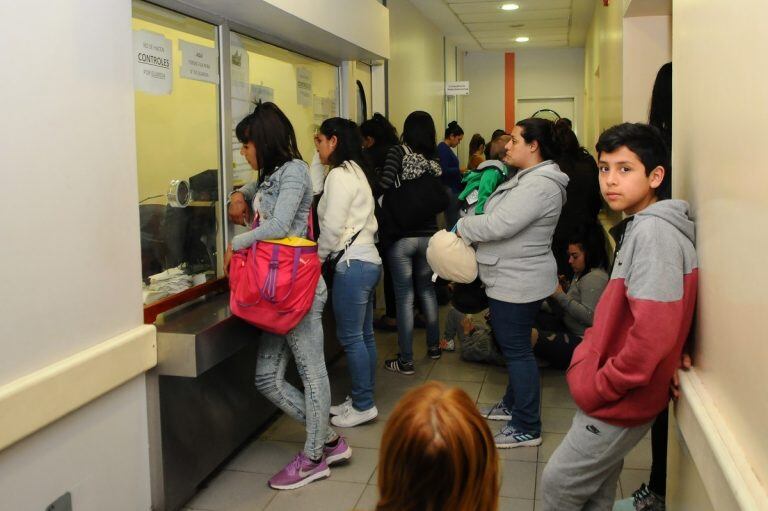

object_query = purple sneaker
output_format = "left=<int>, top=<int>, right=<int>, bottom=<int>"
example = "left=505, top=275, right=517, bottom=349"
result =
left=268, top=452, right=330, bottom=490
left=324, top=436, right=352, bottom=466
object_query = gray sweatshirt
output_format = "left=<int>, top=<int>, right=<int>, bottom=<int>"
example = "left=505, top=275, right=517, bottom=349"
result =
left=551, top=268, right=609, bottom=337
left=457, top=160, right=569, bottom=303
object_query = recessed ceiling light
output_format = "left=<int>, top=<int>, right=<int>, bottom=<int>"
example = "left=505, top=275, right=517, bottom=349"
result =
left=515, top=36, right=530, bottom=42
left=501, top=3, right=519, bottom=11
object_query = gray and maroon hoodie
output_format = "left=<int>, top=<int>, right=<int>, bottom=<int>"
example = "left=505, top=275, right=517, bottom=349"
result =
left=567, top=199, right=698, bottom=427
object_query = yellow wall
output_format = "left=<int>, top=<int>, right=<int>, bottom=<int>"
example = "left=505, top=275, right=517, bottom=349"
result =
left=132, top=17, right=219, bottom=204
left=387, top=0, right=446, bottom=137
left=670, top=0, right=768, bottom=508
left=583, top=1, right=623, bottom=154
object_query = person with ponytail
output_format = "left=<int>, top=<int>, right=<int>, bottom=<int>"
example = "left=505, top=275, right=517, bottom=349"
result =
left=468, top=133, right=486, bottom=170
left=438, top=121, right=465, bottom=228
left=315, top=117, right=382, bottom=428
left=377, top=382, right=500, bottom=511
left=456, top=117, right=569, bottom=448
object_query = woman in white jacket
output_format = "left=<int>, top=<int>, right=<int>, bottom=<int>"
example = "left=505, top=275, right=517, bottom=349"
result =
left=315, top=117, right=382, bottom=428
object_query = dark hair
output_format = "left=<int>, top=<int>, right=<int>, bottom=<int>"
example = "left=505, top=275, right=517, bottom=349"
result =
left=554, top=119, right=592, bottom=175
left=319, top=117, right=376, bottom=190
left=515, top=117, right=562, bottom=162
left=649, top=63, right=672, bottom=147
left=444, top=121, right=464, bottom=139
left=468, top=134, right=485, bottom=155
left=235, top=102, right=302, bottom=180
left=595, top=122, right=671, bottom=199
left=360, top=112, right=399, bottom=147
left=567, top=223, right=608, bottom=272
left=485, top=129, right=507, bottom=158
left=402, top=111, right=437, bottom=158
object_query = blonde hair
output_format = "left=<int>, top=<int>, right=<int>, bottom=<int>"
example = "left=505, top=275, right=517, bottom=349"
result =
left=377, top=382, right=499, bottom=511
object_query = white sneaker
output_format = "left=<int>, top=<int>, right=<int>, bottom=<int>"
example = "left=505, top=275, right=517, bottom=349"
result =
left=330, top=396, right=352, bottom=416
left=331, top=405, right=378, bottom=428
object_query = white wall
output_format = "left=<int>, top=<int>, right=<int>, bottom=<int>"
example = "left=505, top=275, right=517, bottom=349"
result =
left=0, top=0, right=151, bottom=509
left=622, top=16, right=671, bottom=123
left=670, top=0, right=768, bottom=508
left=461, top=51, right=505, bottom=156
left=516, top=48, right=586, bottom=136
left=387, top=0, right=446, bottom=136
left=461, top=48, right=586, bottom=152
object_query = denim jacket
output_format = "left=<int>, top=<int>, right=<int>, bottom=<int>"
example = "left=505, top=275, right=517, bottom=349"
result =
left=231, top=159, right=313, bottom=251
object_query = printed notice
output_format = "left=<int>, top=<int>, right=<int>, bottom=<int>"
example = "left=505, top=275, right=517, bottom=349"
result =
left=179, top=40, right=219, bottom=84
left=230, top=33, right=249, bottom=100
left=133, top=30, right=172, bottom=95
left=296, top=67, right=312, bottom=107
left=446, top=81, right=470, bottom=96
left=251, top=84, right=274, bottom=104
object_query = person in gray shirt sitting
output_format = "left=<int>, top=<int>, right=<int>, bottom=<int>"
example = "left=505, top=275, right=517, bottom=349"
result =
left=533, top=224, right=609, bottom=369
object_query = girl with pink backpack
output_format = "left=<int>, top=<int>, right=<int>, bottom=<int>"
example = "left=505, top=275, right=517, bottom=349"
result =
left=225, top=103, right=350, bottom=490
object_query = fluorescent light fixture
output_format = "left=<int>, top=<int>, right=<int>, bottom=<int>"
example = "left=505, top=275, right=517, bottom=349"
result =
left=500, top=3, right=519, bottom=10
left=515, top=36, right=530, bottom=42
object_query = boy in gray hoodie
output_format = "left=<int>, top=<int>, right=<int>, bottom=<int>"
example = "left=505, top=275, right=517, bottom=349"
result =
left=540, top=123, right=698, bottom=510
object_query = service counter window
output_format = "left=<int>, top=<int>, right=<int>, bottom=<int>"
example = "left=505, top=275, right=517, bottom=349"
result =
left=132, top=1, right=222, bottom=305
left=229, top=33, right=340, bottom=186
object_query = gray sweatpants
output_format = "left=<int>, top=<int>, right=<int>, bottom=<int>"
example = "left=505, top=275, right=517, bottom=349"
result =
left=540, top=408, right=653, bottom=511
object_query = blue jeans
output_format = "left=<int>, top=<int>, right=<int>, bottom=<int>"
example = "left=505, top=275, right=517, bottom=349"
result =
left=489, top=297, right=544, bottom=435
left=255, top=278, right=334, bottom=460
left=333, top=259, right=381, bottom=411
left=387, top=237, right=439, bottom=363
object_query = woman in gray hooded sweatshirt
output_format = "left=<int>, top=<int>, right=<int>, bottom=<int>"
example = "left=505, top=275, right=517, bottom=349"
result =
left=456, top=118, right=569, bottom=448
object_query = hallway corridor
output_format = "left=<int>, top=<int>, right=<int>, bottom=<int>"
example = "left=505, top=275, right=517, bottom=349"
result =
left=183, top=309, right=652, bottom=511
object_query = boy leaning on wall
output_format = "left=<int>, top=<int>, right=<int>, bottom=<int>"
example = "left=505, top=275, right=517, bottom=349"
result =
left=540, top=123, right=699, bottom=511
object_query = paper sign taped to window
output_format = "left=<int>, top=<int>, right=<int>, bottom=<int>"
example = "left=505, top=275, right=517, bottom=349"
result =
left=179, top=40, right=219, bottom=84
left=296, top=67, right=312, bottom=107
left=133, top=30, right=172, bottom=95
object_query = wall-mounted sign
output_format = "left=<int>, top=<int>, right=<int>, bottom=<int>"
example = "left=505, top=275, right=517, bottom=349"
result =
left=133, top=30, right=172, bottom=95
left=296, top=67, right=313, bottom=107
left=179, top=40, right=219, bottom=84
left=446, top=81, right=470, bottom=96
left=251, top=84, right=274, bottom=104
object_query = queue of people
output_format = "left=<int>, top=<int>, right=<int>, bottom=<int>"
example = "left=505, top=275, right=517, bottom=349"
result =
left=224, top=90, right=695, bottom=511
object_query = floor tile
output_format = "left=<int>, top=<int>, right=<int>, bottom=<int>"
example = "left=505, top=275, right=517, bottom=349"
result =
left=619, top=468, right=650, bottom=498
left=479, top=382, right=507, bottom=403
left=484, top=367, right=510, bottom=386
left=537, top=433, right=566, bottom=462
left=264, top=480, right=366, bottom=511
left=261, top=414, right=307, bottom=444
left=327, top=447, right=378, bottom=484
left=336, top=419, right=388, bottom=449
left=427, top=360, right=487, bottom=382
left=498, top=497, right=535, bottom=511
left=186, top=470, right=277, bottom=511
left=541, top=407, right=576, bottom=434
left=541, top=386, right=576, bottom=409
left=354, top=485, right=380, bottom=511
left=484, top=419, right=539, bottom=463
left=499, top=460, right=538, bottom=500
left=227, top=440, right=304, bottom=475
left=427, top=379, right=483, bottom=402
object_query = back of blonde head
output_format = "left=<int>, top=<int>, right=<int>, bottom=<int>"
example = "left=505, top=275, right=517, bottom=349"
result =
left=377, top=382, right=499, bottom=511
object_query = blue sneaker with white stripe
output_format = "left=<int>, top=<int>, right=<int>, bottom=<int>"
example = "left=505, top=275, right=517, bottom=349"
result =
left=494, top=425, right=542, bottom=448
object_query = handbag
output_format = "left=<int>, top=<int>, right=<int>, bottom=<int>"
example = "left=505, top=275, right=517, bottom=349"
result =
left=322, top=230, right=362, bottom=289
left=228, top=212, right=321, bottom=335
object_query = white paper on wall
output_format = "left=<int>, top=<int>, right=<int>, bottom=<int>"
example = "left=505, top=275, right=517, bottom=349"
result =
left=133, top=30, right=172, bottom=95
left=179, top=40, right=219, bottom=84
left=296, top=67, right=312, bottom=107
left=251, top=84, right=274, bottom=104
left=230, top=33, right=249, bottom=100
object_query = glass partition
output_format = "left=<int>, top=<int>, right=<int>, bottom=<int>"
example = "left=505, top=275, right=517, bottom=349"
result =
left=229, top=32, right=340, bottom=185
left=132, top=1, right=222, bottom=305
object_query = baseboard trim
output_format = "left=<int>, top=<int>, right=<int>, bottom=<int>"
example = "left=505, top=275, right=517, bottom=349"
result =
left=0, top=325, right=157, bottom=452
left=675, top=369, right=768, bottom=510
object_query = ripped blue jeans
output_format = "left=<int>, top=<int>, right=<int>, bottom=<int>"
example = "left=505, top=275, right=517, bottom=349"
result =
left=254, top=278, right=335, bottom=460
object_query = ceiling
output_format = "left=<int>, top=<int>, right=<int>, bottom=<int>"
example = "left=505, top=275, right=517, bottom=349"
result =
left=410, top=0, right=597, bottom=51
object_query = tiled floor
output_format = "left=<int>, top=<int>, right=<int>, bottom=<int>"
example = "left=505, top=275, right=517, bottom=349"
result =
left=184, top=308, right=651, bottom=511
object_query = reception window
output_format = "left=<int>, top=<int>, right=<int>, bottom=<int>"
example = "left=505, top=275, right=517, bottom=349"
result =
left=132, top=1, right=340, bottom=309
